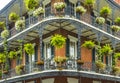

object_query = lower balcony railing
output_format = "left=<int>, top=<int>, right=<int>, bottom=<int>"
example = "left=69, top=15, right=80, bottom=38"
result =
left=1, top=58, right=113, bottom=80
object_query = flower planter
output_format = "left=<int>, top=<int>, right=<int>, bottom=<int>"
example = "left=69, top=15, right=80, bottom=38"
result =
left=3, top=70, right=8, bottom=74
left=36, top=61, right=44, bottom=65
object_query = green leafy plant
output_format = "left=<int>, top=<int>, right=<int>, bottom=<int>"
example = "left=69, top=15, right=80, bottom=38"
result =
left=0, top=70, right=2, bottom=78
left=95, top=17, right=105, bottom=25
left=0, top=22, right=5, bottom=29
left=9, top=12, right=19, bottom=22
left=114, top=53, right=120, bottom=60
left=33, top=7, right=44, bottom=17
left=54, top=2, right=66, bottom=11
left=100, top=7, right=111, bottom=18
left=84, top=0, right=96, bottom=10
left=9, top=51, right=17, bottom=59
left=82, top=40, right=95, bottom=49
left=111, top=25, right=120, bottom=32
left=24, top=43, right=34, bottom=56
left=1, top=29, right=9, bottom=39
left=114, top=17, right=120, bottom=25
left=15, top=19, right=25, bottom=31
left=76, top=6, right=86, bottom=14
left=112, top=66, right=120, bottom=75
left=95, top=60, right=106, bottom=70
left=24, top=0, right=39, bottom=11
left=0, top=53, right=6, bottom=64
left=101, top=44, right=113, bottom=56
left=54, top=56, right=67, bottom=63
left=50, top=34, right=66, bottom=48
left=15, top=64, right=24, bottom=74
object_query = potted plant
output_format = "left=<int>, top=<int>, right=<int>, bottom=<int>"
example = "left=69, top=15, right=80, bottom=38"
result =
left=95, top=60, right=106, bottom=72
left=111, top=25, right=120, bottom=32
left=36, top=60, right=44, bottom=65
left=15, top=64, right=24, bottom=75
left=76, top=6, right=86, bottom=14
left=84, top=0, right=96, bottom=11
left=24, top=43, right=35, bottom=71
left=100, top=7, right=111, bottom=18
left=95, top=17, right=105, bottom=25
left=15, top=19, right=25, bottom=31
left=114, top=17, right=120, bottom=25
left=9, top=51, right=17, bottom=59
left=24, top=0, right=39, bottom=11
left=101, top=44, right=113, bottom=56
left=1, top=29, right=9, bottom=39
left=50, top=34, right=66, bottom=48
left=3, top=65, right=9, bottom=74
left=82, top=40, right=95, bottom=49
left=112, top=66, right=120, bottom=76
left=33, top=7, right=44, bottom=17
left=54, top=2, right=66, bottom=11
left=9, top=12, right=19, bottom=22
left=0, top=22, right=5, bottom=29
left=77, top=59, right=84, bottom=65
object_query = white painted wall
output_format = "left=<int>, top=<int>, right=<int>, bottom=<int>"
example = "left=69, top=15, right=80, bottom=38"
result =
left=42, top=78, right=54, bottom=83
left=67, top=78, right=78, bottom=83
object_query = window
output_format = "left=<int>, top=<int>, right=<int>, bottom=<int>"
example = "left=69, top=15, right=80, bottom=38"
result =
left=43, top=36, right=54, bottom=60
left=68, top=35, right=78, bottom=59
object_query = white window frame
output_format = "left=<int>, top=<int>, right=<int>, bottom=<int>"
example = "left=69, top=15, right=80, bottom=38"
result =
left=68, top=35, right=78, bottom=59
left=43, top=36, right=52, bottom=60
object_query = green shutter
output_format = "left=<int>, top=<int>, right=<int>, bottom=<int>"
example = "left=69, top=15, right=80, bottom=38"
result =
left=66, top=38, right=70, bottom=57
left=41, top=42, right=44, bottom=59
left=106, top=56, right=108, bottom=65
left=34, top=45, right=38, bottom=62
left=92, top=48, right=95, bottom=62
left=25, top=52, right=29, bottom=64
left=51, top=46, right=54, bottom=58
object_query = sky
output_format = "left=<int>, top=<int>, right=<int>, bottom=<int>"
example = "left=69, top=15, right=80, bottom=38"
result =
left=0, top=0, right=12, bottom=11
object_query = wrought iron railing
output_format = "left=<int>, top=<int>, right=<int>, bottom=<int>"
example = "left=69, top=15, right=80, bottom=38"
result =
left=1, top=59, right=113, bottom=80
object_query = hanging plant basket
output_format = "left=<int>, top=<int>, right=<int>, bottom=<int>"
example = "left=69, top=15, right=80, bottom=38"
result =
left=3, top=70, right=8, bottom=74
left=0, top=22, right=5, bottom=29
left=95, top=61, right=106, bottom=70
left=100, top=7, right=111, bottom=18
left=82, top=40, right=95, bottom=49
left=112, top=66, right=120, bottom=76
left=84, top=0, right=96, bottom=11
left=76, top=6, right=86, bottom=14
left=36, top=61, right=44, bottom=65
left=9, top=12, right=19, bottom=22
left=50, top=34, right=66, bottom=48
left=15, top=19, right=25, bottom=31
left=9, top=51, right=17, bottom=59
left=77, top=59, right=84, bottom=65
left=114, top=17, right=120, bottom=25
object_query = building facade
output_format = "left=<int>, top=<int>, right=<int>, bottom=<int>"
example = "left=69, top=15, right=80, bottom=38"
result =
left=0, top=0, right=120, bottom=83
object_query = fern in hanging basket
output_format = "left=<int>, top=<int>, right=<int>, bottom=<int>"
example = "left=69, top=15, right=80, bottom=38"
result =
left=54, top=2, right=66, bottom=11
left=33, top=7, right=45, bottom=17
left=9, top=51, right=17, bottom=59
left=95, top=60, right=106, bottom=70
left=15, top=19, right=25, bottom=31
left=112, top=66, right=120, bottom=75
left=101, top=44, right=113, bottom=56
left=100, top=7, right=111, bottom=18
left=84, top=0, right=96, bottom=10
left=24, top=0, right=39, bottom=11
left=114, top=53, right=120, bottom=60
left=114, top=17, right=120, bottom=25
left=76, top=6, right=86, bottom=14
left=1, top=29, right=9, bottom=39
left=50, top=34, right=66, bottom=48
left=0, top=22, right=5, bottom=29
left=0, top=53, right=6, bottom=64
left=111, top=25, right=120, bottom=32
left=9, top=12, right=19, bottom=22
left=24, top=43, right=35, bottom=56
left=82, top=40, right=95, bottom=49
left=95, top=17, right=105, bottom=25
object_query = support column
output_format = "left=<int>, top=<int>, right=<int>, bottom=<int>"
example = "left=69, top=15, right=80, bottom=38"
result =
left=19, top=0, right=23, bottom=17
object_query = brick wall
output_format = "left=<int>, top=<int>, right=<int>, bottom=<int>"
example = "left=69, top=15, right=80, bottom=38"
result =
left=115, top=0, right=120, bottom=4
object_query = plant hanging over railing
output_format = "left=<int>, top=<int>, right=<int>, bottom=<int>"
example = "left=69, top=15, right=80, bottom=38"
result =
left=9, top=51, right=17, bottom=59
left=54, top=2, right=66, bottom=11
left=95, top=17, right=105, bottom=25
left=82, top=40, right=95, bottom=49
left=76, top=6, right=86, bottom=14
left=15, top=19, right=25, bottom=31
left=1, top=29, right=9, bottom=39
left=50, top=34, right=66, bottom=48
left=111, top=25, right=120, bottom=32
left=33, top=7, right=44, bottom=17
left=84, top=0, right=96, bottom=11
left=24, top=0, right=39, bottom=11
left=9, top=12, right=19, bottom=22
